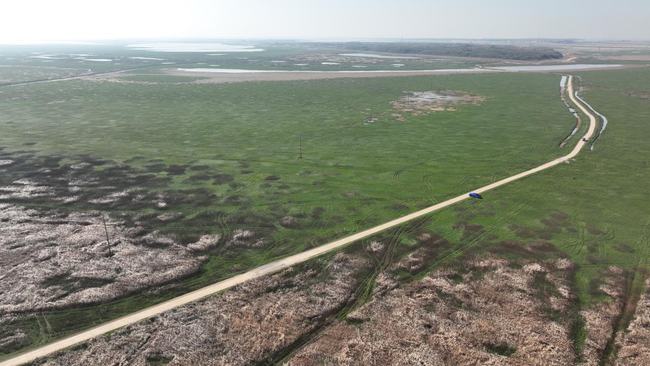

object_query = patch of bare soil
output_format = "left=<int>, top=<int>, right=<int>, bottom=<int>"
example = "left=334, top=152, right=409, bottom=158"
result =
left=391, top=90, right=484, bottom=121
left=0, top=203, right=206, bottom=314
left=614, top=279, right=650, bottom=365
left=580, top=267, right=626, bottom=364
left=36, top=253, right=369, bottom=366
left=288, top=257, right=576, bottom=366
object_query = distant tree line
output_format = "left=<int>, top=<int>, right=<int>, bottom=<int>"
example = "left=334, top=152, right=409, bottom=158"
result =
left=313, top=42, right=563, bottom=61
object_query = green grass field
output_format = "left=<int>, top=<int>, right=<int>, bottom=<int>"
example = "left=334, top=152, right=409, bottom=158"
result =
left=415, top=67, right=650, bottom=303
left=385, top=67, right=650, bottom=356
left=1, top=60, right=648, bottom=358
left=0, top=72, right=573, bottom=253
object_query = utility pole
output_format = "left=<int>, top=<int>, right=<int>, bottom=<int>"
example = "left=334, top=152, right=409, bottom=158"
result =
left=298, top=134, right=303, bottom=160
left=102, top=214, right=112, bottom=255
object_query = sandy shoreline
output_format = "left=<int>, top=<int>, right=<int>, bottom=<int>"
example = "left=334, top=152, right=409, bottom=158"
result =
left=167, top=64, right=623, bottom=84
left=171, top=67, right=490, bottom=84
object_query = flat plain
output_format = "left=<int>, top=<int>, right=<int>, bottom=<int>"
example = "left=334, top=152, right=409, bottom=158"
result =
left=1, top=41, right=649, bottom=364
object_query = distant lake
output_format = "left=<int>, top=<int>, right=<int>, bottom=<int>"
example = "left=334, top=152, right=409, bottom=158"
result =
left=340, top=53, right=420, bottom=59
left=177, top=64, right=622, bottom=74
left=493, top=64, right=622, bottom=72
left=126, top=43, right=264, bottom=53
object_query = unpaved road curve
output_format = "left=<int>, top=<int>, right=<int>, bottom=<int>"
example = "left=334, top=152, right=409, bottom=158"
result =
left=574, top=85, right=609, bottom=150
left=0, top=67, right=151, bottom=88
left=0, top=75, right=599, bottom=366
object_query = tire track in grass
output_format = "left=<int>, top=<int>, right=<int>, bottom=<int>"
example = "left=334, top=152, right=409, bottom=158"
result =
left=599, top=269, right=647, bottom=366
left=565, top=223, right=588, bottom=257
left=599, top=222, right=650, bottom=365
left=265, top=217, right=429, bottom=365
left=413, top=199, right=531, bottom=280
left=341, top=216, right=430, bottom=316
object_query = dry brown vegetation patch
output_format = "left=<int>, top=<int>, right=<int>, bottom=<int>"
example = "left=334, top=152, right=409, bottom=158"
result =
left=290, top=257, right=577, bottom=365
left=615, top=278, right=650, bottom=365
left=580, top=266, right=626, bottom=364
left=36, top=253, right=370, bottom=366
left=0, top=204, right=205, bottom=314
left=391, top=90, right=484, bottom=121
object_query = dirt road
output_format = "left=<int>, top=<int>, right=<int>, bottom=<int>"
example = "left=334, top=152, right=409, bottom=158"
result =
left=0, top=67, right=150, bottom=88
left=0, top=75, right=599, bottom=366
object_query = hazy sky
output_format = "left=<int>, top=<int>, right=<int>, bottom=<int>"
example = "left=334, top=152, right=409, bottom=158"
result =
left=1, top=0, right=649, bottom=43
